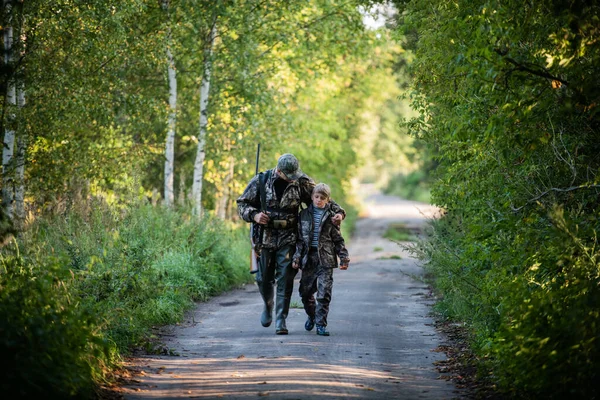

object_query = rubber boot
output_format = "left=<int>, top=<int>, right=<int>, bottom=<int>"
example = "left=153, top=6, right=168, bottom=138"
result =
left=258, top=280, right=274, bottom=328
left=275, top=296, right=289, bottom=335
left=261, top=299, right=273, bottom=327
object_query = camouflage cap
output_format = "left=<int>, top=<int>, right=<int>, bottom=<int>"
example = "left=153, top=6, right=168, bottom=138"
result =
left=276, top=153, right=303, bottom=181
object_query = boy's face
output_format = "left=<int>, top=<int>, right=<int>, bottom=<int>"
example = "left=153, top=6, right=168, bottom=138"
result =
left=312, top=192, right=329, bottom=208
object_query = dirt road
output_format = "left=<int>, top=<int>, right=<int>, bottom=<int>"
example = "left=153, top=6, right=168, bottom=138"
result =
left=120, top=186, right=464, bottom=399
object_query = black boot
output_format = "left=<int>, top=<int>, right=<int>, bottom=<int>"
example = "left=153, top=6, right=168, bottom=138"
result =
left=305, top=316, right=315, bottom=331
left=261, top=300, right=273, bottom=327
left=258, top=280, right=274, bottom=328
left=275, top=297, right=288, bottom=335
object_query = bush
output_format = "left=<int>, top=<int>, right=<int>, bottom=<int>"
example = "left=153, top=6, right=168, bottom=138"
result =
left=0, top=243, right=114, bottom=399
left=1, top=197, right=253, bottom=396
left=490, top=207, right=600, bottom=399
left=413, top=205, right=600, bottom=399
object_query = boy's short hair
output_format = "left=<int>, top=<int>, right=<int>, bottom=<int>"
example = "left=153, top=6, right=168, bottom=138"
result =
left=312, top=183, right=331, bottom=199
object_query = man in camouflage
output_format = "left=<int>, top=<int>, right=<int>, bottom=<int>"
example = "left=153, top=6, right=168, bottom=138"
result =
left=237, top=153, right=345, bottom=334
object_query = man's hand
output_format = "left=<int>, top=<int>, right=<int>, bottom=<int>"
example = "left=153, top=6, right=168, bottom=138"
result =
left=253, top=212, right=270, bottom=225
left=332, top=213, right=344, bottom=226
left=339, top=264, right=349, bottom=270
left=292, top=259, right=300, bottom=269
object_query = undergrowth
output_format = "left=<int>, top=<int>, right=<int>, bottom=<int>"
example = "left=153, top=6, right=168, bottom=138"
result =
left=0, top=197, right=252, bottom=398
left=411, top=208, right=600, bottom=399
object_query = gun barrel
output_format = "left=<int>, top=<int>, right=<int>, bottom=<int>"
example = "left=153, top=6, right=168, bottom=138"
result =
left=255, top=144, right=260, bottom=176
left=250, top=143, right=261, bottom=274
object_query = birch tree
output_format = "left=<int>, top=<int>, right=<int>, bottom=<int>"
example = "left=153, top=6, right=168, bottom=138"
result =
left=1, top=0, right=15, bottom=219
left=191, top=18, right=216, bottom=216
left=14, top=88, right=25, bottom=221
left=163, top=0, right=177, bottom=207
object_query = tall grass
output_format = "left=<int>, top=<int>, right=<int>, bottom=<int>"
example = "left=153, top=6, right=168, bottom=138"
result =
left=1, top=197, right=252, bottom=398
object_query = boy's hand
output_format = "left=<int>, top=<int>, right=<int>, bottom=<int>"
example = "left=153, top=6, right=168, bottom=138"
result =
left=292, top=260, right=300, bottom=269
left=332, top=213, right=344, bottom=226
left=339, top=264, right=349, bottom=270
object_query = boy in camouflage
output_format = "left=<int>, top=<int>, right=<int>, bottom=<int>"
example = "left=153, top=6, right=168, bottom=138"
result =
left=292, top=183, right=350, bottom=336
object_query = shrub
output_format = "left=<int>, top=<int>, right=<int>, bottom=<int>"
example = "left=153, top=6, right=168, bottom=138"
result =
left=0, top=243, right=114, bottom=399
left=1, top=197, right=253, bottom=395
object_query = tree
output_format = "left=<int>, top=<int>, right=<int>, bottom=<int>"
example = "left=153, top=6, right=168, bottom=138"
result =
left=191, top=14, right=216, bottom=216
left=394, top=0, right=600, bottom=397
left=1, top=0, right=16, bottom=220
left=163, top=0, right=177, bottom=207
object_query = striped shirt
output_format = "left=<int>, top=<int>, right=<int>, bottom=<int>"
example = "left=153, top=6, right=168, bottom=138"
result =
left=311, top=207, right=326, bottom=247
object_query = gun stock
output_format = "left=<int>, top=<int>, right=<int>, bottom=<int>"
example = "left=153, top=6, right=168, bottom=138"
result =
left=250, top=223, right=259, bottom=274
left=250, top=248, right=259, bottom=274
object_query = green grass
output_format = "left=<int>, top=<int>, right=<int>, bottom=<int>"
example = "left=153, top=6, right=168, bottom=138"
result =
left=377, top=255, right=402, bottom=260
left=383, top=223, right=418, bottom=242
left=290, top=300, right=303, bottom=309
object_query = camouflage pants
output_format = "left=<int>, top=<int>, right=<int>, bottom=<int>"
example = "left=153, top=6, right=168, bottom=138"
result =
left=256, top=244, right=297, bottom=326
left=299, top=248, right=334, bottom=327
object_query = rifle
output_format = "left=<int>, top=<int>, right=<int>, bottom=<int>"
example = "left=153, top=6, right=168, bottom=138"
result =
left=249, top=144, right=260, bottom=274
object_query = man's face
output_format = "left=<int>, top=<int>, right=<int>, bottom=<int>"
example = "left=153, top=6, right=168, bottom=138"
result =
left=276, top=169, right=293, bottom=182
left=312, top=192, right=328, bottom=208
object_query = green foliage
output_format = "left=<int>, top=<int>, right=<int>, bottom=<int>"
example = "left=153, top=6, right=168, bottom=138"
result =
left=377, top=254, right=402, bottom=260
left=0, top=0, right=416, bottom=395
left=396, top=0, right=600, bottom=397
left=25, top=198, right=251, bottom=352
left=1, top=0, right=414, bottom=221
left=491, top=207, right=600, bottom=399
left=383, top=170, right=431, bottom=203
left=0, top=243, right=114, bottom=399
left=383, top=222, right=417, bottom=242
left=0, top=196, right=252, bottom=394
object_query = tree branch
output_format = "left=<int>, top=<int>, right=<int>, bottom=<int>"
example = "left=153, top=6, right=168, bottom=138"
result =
left=495, top=50, right=569, bottom=86
left=511, top=184, right=600, bottom=212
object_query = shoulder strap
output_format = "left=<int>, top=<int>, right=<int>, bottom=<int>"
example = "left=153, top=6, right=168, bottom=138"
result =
left=258, top=170, right=271, bottom=212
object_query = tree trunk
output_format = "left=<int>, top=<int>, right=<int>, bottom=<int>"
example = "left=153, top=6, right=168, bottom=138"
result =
left=162, top=0, right=176, bottom=207
left=14, top=58, right=26, bottom=223
left=164, top=44, right=177, bottom=207
left=192, top=21, right=217, bottom=216
left=14, top=125, right=25, bottom=223
left=2, top=0, right=15, bottom=219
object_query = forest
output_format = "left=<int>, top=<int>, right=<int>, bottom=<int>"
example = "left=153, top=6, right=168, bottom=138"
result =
left=1, top=0, right=598, bottom=399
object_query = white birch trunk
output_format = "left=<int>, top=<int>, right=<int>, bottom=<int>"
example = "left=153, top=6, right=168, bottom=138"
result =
left=15, top=87, right=25, bottom=222
left=192, top=22, right=217, bottom=216
left=164, top=44, right=177, bottom=207
left=1, top=128, right=15, bottom=219
left=2, top=0, right=15, bottom=219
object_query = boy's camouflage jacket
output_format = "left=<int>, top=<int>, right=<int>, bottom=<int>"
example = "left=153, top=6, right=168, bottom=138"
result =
left=293, top=203, right=350, bottom=269
left=236, top=168, right=345, bottom=250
